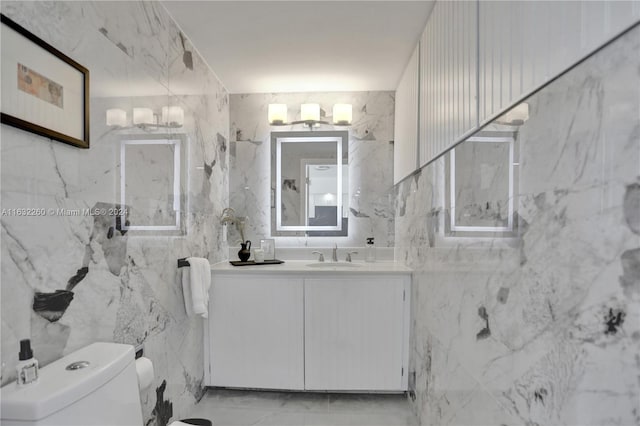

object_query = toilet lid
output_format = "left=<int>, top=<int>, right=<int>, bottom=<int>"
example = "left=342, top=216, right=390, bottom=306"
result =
left=0, top=343, right=134, bottom=421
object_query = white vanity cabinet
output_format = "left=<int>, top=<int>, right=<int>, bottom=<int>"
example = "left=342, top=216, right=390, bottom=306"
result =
left=206, top=276, right=305, bottom=390
left=304, top=277, right=409, bottom=391
left=204, top=264, right=411, bottom=392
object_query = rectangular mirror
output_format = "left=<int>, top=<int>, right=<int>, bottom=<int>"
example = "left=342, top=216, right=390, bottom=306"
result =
left=271, top=131, right=349, bottom=236
left=445, top=130, right=519, bottom=237
left=119, top=134, right=186, bottom=234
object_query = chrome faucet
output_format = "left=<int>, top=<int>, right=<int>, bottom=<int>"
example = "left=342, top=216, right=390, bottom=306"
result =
left=332, top=243, right=338, bottom=262
left=312, top=251, right=325, bottom=262
left=345, top=251, right=358, bottom=262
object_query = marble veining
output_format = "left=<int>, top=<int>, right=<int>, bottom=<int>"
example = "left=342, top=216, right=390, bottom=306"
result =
left=229, top=91, right=395, bottom=248
left=1, top=2, right=229, bottom=425
left=396, top=24, right=640, bottom=426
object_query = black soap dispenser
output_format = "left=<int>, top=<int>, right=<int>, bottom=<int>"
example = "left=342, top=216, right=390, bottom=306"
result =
left=16, top=339, right=39, bottom=386
left=365, top=237, right=376, bottom=262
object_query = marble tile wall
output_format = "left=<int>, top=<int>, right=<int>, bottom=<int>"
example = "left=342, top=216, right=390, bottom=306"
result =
left=0, top=2, right=229, bottom=425
left=395, top=24, right=640, bottom=425
left=229, top=91, right=395, bottom=249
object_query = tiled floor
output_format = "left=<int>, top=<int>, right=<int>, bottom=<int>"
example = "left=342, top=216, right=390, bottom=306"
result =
left=189, top=389, right=419, bottom=426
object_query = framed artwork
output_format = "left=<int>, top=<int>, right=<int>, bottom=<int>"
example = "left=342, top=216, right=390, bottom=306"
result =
left=1, top=14, right=89, bottom=148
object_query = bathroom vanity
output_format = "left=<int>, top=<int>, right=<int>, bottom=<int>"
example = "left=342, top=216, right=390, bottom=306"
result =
left=204, top=262, right=411, bottom=392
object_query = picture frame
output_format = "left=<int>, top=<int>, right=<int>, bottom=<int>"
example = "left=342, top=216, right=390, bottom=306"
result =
left=1, top=14, right=90, bottom=148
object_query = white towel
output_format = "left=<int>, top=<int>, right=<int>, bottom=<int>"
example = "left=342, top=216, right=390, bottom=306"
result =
left=182, top=257, right=211, bottom=318
left=181, top=267, right=194, bottom=317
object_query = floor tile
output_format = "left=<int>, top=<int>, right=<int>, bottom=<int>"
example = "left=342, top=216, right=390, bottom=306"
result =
left=327, top=393, right=409, bottom=415
left=192, top=389, right=417, bottom=426
left=190, top=407, right=271, bottom=426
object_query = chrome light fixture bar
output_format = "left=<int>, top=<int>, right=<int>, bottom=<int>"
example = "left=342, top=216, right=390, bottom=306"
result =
left=268, top=103, right=352, bottom=130
left=106, top=106, right=185, bottom=130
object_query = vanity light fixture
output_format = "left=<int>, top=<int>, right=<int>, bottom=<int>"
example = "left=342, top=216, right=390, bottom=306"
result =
left=106, top=106, right=185, bottom=129
left=268, top=103, right=352, bottom=130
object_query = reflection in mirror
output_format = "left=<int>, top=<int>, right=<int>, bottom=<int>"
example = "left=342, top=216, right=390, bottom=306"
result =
left=119, top=134, right=186, bottom=234
left=445, top=130, right=519, bottom=237
left=271, top=131, right=349, bottom=236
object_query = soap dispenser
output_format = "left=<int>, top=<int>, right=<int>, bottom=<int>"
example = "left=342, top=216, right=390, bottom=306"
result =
left=16, top=339, right=38, bottom=386
left=365, top=237, right=376, bottom=262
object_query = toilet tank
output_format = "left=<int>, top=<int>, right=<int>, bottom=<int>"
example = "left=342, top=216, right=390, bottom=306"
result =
left=1, top=342, right=144, bottom=426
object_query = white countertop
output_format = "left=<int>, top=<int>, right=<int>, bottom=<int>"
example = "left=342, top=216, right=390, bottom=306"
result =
left=211, top=260, right=412, bottom=275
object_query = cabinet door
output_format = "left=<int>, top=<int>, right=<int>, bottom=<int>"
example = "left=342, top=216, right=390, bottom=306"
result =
left=304, top=277, right=408, bottom=391
left=209, top=276, right=304, bottom=389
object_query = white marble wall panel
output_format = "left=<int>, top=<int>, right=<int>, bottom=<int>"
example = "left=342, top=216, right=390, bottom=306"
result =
left=229, top=91, right=395, bottom=249
left=89, top=1, right=173, bottom=90
left=1, top=2, right=229, bottom=425
left=396, top=24, right=640, bottom=425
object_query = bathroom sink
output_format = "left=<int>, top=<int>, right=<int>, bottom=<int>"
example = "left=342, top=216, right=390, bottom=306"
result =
left=306, top=262, right=362, bottom=268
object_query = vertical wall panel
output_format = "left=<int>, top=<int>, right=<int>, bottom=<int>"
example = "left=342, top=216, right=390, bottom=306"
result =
left=419, top=0, right=478, bottom=167
left=409, top=0, right=638, bottom=173
left=393, top=44, right=420, bottom=184
left=478, top=0, right=640, bottom=126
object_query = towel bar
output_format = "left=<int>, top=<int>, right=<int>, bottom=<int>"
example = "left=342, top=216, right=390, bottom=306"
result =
left=177, top=258, right=190, bottom=268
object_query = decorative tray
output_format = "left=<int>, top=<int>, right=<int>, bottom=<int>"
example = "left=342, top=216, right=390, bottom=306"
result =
left=229, top=259, right=285, bottom=266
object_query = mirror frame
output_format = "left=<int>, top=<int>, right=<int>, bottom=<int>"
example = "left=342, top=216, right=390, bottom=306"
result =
left=271, top=130, right=348, bottom=235
left=119, top=134, right=186, bottom=234
left=445, top=131, right=519, bottom=237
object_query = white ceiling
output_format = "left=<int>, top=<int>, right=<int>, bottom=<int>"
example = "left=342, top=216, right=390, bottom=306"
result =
left=162, top=1, right=434, bottom=94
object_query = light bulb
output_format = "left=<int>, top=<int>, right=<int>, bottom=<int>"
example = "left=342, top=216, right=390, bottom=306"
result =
left=162, top=106, right=184, bottom=127
left=268, top=104, right=287, bottom=125
left=300, top=103, right=320, bottom=122
left=106, top=109, right=126, bottom=127
left=133, top=108, right=154, bottom=125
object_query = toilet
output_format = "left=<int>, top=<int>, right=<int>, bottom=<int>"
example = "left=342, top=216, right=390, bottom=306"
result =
left=1, top=342, right=144, bottom=426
